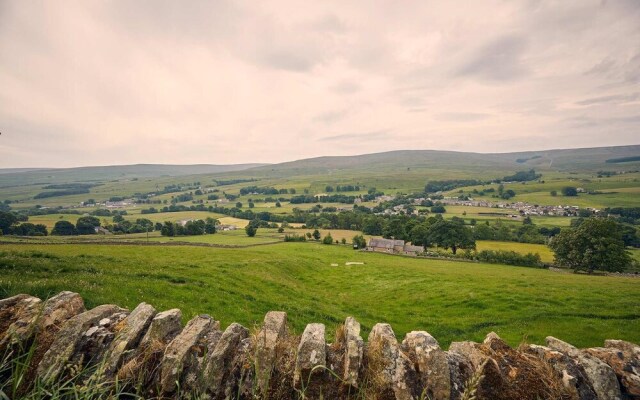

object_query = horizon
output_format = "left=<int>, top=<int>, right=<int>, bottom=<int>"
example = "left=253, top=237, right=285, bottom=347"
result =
left=0, top=143, right=639, bottom=170
left=1, top=1, right=639, bottom=168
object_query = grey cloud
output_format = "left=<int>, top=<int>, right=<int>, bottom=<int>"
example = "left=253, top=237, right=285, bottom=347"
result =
left=435, top=112, right=491, bottom=122
left=307, top=14, right=346, bottom=34
left=330, top=81, right=361, bottom=94
left=313, top=110, right=348, bottom=124
left=456, top=35, right=529, bottom=82
left=564, top=115, right=640, bottom=129
left=576, top=93, right=639, bottom=106
left=106, top=0, right=242, bottom=41
left=318, top=130, right=389, bottom=142
left=257, top=50, right=318, bottom=72
left=585, top=58, right=617, bottom=77
left=623, top=52, right=640, bottom=84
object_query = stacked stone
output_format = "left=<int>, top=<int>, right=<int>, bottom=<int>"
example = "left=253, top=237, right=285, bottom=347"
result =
left=1, top=292, right=638, bottom=399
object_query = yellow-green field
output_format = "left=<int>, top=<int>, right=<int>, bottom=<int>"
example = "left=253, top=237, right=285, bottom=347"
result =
left=476, top=240, right=554, bottom=263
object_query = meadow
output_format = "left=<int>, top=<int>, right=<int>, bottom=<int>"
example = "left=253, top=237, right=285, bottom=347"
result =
left=0, top=241, right=638, bottom=349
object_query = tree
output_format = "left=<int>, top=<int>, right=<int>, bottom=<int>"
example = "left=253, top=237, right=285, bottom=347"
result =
left=383, top=218, right=406, bottom=240
left=10, top=223, right=48, bottom=236
left=501, top=189, right=516, bottom=200
left=76, top=216, right=100, bottom=235
left=184, top=220, right=206, bottom=235
left=275, top=201, right=282, bottom=207
left=352, top=234, right=367, bottom=249
left=312, top=229, right=321, bottom=241
left=322, top=233, right=334, bottom=244
left=561, top=187, right=578, bottom=196
left=428, top=219, right=475, bottom=254
left=245, top=220, right=259, bottom=237
left=362, top=216, right=384, bottom=235
left=161, top=221, right=176, bottom=237
left=409, top=223, right=431, bottom=247
left=0, top=211, right=18, bottom=234
left=51, top=220, right=77, bottom=236
left=341, top=238, right=347, bottom=245
left=549, top=218, right=632, bottom=273
left=205, top=218, right=217, bottom=234
left=550, top=190, right=557, bottom=197
left=236, top=202, right=243, bottom=208
left=619, top=225, right=639, bottom=247
left=430, top=205, right=446, bottom=213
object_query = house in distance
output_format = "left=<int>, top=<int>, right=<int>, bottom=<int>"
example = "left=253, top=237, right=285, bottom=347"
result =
left=366, top=238, right=423, bottom=255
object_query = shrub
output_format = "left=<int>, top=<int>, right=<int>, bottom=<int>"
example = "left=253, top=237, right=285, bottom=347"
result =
left=284, top=234, right=306, bottom=242
left=322, top=234, right=334, bottom=244
left=352, top=234, right=367, bottom=249
left=475, top=250, right=543, bottom=268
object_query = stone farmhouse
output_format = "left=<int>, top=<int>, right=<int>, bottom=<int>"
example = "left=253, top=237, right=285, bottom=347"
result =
left=366, top=238, right=423, bottom=255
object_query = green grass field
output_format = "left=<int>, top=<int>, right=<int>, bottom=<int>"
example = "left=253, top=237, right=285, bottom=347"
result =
left=1, top=241, right=638, bottom=349
left=476, top=240, right=555, bottom=263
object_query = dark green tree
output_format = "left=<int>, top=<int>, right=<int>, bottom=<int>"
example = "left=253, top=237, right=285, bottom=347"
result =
left=76, top=216, right=101, bottom=235
left=51, top=220, right=77, bottom=236
left=322, top=233, right=334, bottom=244
left=428, top=219, right=475, bottom=254
left=312, top=229, right=321, bottom=241
left=409, top=223, right=431, bottom=247
left=161, top=221, right=176, bottom=237
left=245, top=220, right=259, bottom=237
left=352, top=234, right=367, bottom=249
left=362, top=216, right=384, bottom=235
left=0, top=211, right=18, bottom=234
left=549, top=218, right=632, bottom=273
left=205, top=217, right=217, bottom=234
left=561, top=187, right=578, bottom=196
left=382, top=218, right=407, bottom=240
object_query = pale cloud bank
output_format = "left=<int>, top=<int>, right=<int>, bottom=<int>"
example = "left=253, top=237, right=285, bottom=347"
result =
left=0, top=0, right=638, bottom=167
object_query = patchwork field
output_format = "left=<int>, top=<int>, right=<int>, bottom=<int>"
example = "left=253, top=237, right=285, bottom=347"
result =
left=1, top=242, right=638, bottom=349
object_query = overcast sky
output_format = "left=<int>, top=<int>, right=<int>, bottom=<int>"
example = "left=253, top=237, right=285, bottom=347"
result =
left=1, top=1, right=639, bottom=168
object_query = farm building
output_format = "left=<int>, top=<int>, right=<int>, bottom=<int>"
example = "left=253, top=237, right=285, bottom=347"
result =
left=366, top=238, right=423, bottom=255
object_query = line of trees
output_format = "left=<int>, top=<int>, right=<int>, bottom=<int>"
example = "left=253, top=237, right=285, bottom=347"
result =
left=160, top=218, right=218, bottom=237
left=0, top=211, right=48, bottom=236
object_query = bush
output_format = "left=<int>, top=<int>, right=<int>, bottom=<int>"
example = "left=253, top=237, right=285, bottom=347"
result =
left=561, top=187, right=578, bottom=196
left=475, top=250, right=543, bottom=267
left=352, top=234, right=367, bottom=249
left=284, top=234, right=306, bottom=242
left=322, top=234, right=334, bottom=244
left=245, top=224, right=257, bottom=237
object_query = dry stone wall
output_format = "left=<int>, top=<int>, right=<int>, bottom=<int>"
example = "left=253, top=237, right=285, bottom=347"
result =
left=1, top=291, right=639, bottom=399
